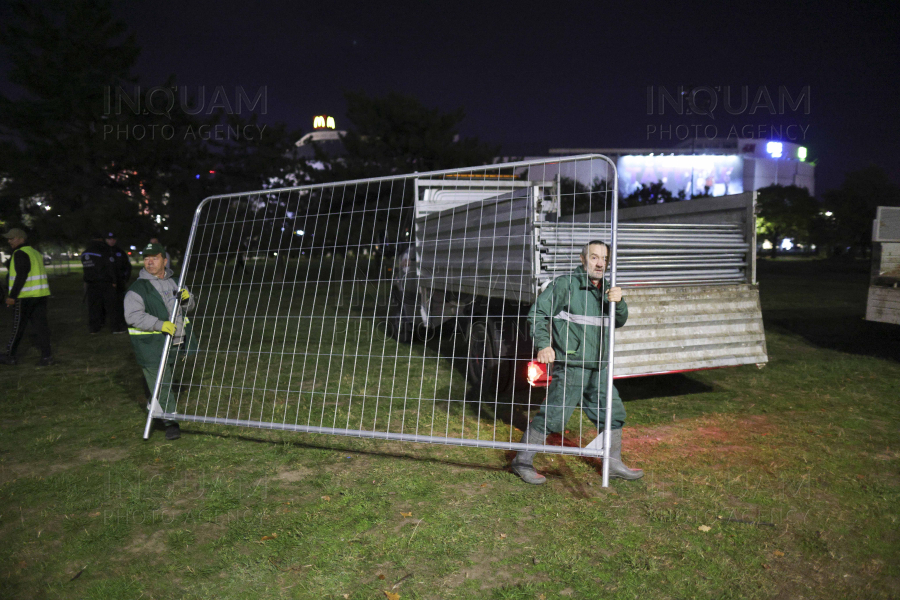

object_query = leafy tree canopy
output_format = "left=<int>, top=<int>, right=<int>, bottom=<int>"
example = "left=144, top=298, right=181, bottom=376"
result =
left=755, top=183, right=819, bottom=256
left=305, top=91, right=499, bottom=182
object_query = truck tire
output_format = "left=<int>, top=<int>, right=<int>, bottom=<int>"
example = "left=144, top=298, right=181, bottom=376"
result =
left=387, top=285, right=414, bottom=343
left=466, top=317, right=514, bottom=395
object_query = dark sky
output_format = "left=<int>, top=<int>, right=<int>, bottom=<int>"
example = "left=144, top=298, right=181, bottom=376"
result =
left=4, top=1, right=900, bottom=195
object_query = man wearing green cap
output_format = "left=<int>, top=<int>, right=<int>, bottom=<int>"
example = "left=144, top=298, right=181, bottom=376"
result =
left=124, top=242, right=195, bottom=440
left=1, top=228, right=53, bottom=366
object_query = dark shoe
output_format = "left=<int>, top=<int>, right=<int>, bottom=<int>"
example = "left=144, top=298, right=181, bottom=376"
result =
left=165, top=423, right=181, bottom=440
left=511, top=425, right=547, bottom=485
left=0, top=355, right=17, bottom=366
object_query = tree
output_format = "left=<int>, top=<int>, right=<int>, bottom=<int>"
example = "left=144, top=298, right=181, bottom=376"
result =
left=299, top=91, right=499, bottom=257
left=0, top=0, right=148, bottom=244
left=621, top=181, right=677, bottom=208
left=305, top=91, right=500, bottom=182
left=0, top=1, right=302, bottom=253
left=755, top=184, right=819, bottom=257
left=822, top=165, right=900, bottom=257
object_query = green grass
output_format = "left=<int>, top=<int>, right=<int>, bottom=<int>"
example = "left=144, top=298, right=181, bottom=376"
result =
left=1, top=258, right=898, bottom=599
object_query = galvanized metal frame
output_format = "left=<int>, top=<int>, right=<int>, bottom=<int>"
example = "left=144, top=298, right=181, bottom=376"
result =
left=143, top=157, right=621, bottom=476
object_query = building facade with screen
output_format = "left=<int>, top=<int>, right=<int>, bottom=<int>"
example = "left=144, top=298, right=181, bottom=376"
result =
left=549, top=138, right=814, bottom=198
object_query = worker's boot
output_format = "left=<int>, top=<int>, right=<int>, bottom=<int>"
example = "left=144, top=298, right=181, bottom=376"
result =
left=511, top=425, right=547, bottom=485
left=608, top=428, right=643, bottom=480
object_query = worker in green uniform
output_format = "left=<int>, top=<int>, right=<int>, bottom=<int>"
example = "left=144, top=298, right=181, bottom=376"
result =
left=124, top=242, right=195, bottom=440
left=512, top=240, right=643, bottom=484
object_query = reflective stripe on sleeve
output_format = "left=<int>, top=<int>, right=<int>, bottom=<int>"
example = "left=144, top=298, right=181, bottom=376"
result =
left=553, top=311, right=609, bottom=326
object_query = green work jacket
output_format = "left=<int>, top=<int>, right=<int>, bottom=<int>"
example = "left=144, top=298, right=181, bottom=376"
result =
left=127, top=278, right=194, bottom=370
left=528, top=265, right=628, bottom=368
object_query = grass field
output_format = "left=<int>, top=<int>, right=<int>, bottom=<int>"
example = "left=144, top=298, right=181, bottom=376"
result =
left=1, top=258, right=898, bottom=599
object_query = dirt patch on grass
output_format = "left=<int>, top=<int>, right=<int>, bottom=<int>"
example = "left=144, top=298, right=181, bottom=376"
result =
left=271, top=465, right=313, bottom=483
left=629, top=414, right=778, bottom=463
left=126, top=529, right=168, bottom=555
left=77, top=447, right=129, bottom=463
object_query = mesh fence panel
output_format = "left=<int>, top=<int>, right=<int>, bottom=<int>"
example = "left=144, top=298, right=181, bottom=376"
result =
left=146, top=156, right=619, bottom=458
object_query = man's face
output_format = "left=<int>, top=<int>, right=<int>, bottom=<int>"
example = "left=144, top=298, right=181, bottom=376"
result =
left=580, top=243, right=609, bottom=282
left=7, top=236, right=25, bottom=249
left=143, top=253, right=167, bottom=278
left=105, top=237, right=116, bottom=247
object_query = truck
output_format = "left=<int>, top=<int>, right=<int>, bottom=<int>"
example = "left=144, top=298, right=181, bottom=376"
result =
left=389, top=163, right=768, bottom=393
left=865, top=206, right=900, bottom=325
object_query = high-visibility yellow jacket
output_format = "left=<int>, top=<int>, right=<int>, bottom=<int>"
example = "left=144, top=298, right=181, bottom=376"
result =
left=9, top=246, right=50, bottom=298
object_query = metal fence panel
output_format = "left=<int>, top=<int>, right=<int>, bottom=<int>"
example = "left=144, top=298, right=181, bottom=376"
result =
left=144, top=156, right=622, bottom=472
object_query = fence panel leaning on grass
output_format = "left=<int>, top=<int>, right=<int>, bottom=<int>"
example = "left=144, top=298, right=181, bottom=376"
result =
left=144, top=155, right=768, bottom=488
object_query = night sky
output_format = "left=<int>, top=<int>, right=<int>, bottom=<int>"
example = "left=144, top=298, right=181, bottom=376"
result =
left=4, top=1, right=900, bottom=194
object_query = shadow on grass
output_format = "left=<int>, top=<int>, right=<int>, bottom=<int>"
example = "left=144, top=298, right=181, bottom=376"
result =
left=758, top=258, right=900, bottom=363
left=178, top=426, right=514, bottom=475
left=766, top=309, right=900, bottom=362
left=616, top=373, right=715, bottom=401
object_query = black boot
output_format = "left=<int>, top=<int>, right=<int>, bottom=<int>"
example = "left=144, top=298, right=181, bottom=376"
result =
left=511, top=425, right=547, bottom=485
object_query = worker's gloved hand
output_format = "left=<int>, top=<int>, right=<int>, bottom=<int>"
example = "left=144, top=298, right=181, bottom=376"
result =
left=160, top=321, right=177, bottom=335
left=180, top=289, right=190, bottom=303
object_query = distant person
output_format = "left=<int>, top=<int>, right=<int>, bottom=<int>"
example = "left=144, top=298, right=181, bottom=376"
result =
left=511, top=241, right=641, bottom=484
left=105, top=232, right=132, bottom=333
left=81, top=233, right=121, bottom=333
left=124, top=242, right=195, bottom=440
left=1, top=228, right=53, bottom=366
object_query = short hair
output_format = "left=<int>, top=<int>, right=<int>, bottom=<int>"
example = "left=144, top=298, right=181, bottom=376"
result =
left=580, top=240, right=610, bottom=259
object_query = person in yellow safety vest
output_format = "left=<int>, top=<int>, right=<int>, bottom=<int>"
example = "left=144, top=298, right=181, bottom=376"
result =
left=124, top=242, right=196, bottom=440
left=1, top=228, right=53, bottom=366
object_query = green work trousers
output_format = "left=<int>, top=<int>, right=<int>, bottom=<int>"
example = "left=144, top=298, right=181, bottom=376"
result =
left=530, top=364, right=626, bottom=435
left=143, top=344, right=185, bottom=420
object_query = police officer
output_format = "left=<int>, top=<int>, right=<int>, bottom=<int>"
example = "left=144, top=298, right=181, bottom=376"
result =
left=105, top=232, right=132, bottom=333
left=81, top=232, right=117, bottom=334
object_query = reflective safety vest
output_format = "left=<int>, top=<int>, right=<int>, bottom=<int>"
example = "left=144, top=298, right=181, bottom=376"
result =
left=10, top=246, right=50, bottom=298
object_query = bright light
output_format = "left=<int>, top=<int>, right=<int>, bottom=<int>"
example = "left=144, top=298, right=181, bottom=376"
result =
left=766, top=141, right=783, bottom=158
left=825, top=211, right=833, bottom=217
left=163, top=226, right=169, bottom=231
left=130, top=245, right=136, bottom=250
left=296, top=230, right=304, bottom=236
left=762, top=240, right=773, bottom=250
left=780, top=238, right=794, bottom=251
left=798, top=146, right=807, bottom=161
left=526, top=361, right=551, bottom=387
left=313, top=115, right=336, bottom=129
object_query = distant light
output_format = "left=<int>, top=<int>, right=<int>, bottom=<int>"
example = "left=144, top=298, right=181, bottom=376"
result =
left=195, top=174, right=200, bottom=179
left=766, top=141, right=783, bottom=158
left=825, top=211, right=833, bottom=217
left=130, top=245, right=136, bottom=250
left=273, top=252, right=278, bottom=256
left=313, top=115, right=336, bottom=130
left=163, top=226, right=169, bottom=231
left=780, top=238, right=793, bottom=251
left=798, top=146, right=807, bottom=161
left=209, top=170, right=215, bottom=174
left=296, top=230, right=304, bottom=236
left=762, top=240, right=773, bottom=250
left=280, top=227, right=286, bottom=232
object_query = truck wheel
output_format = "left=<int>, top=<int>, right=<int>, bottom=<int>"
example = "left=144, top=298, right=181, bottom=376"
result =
left=466, top=317, right=513, bottom=394
left=388, top=286, right=414, bottom=343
